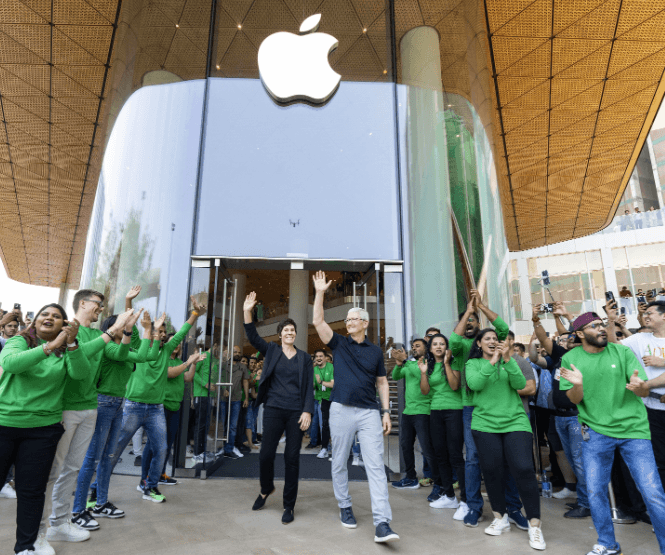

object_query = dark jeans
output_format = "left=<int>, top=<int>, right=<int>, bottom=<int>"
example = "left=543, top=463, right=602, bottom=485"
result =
left=430, top=409, right=465, bottom=500
left=320, top=399, right=331, bottom=450
left=648, top=407, right=665, bottom=489
left=236, top=405, right=247, bottom=447
left=399, top=413, right=438, bottom=482
left=0, top=423, right=64, bottom=553
left=260, top=406, right=303, bottom=510
left=193, top=397, right=211, bottom=455
left=160, top=407, right=181, bottom=476
left=472, top=430, right=540, bottom=520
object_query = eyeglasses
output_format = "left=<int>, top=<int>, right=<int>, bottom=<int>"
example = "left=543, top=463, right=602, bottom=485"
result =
left=84, top=299, right=104, bottom=309
left=345, top=317, right=365, bottom=323
left=467, top=318, right=477, bottom=323
left=583, top=322, right=607, bottom=331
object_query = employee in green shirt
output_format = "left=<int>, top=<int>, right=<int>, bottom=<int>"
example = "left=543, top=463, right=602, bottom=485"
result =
left=560, top=312, right=665, bottom=555
left=192, top=347, right=220, bottom=458
left=466, top=329, right=545, bottom=551
left=390, top=338, right=438, bottom=494
left=0, top=303, right=90, bottom=555
left=314, top=349, right=334, bottom=459
left=418, top=334, right=466, bottom=514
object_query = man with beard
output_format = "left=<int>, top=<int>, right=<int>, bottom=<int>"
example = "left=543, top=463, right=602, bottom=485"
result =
left=450, top=290, right=525, bottom=529
left=219, top=345, right=250, bottom=460
left=560, top=312, right=665, bottom=555
left=313, top=349, right=334, bottom=458
left=0, top=311, right=21, bottom=350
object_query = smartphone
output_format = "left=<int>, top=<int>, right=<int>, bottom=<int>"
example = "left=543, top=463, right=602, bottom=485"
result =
left=652, top=289, right=658, bottom=298
left=620, top=307, right=626, bottom=315
left=541, top=270, right=550, bottom=286
left=637, top=295, right=647, bottom=304
left=13, top=303, right=20, bottom=310
left=605, top=291, right=615, bottom=302
left=541, top=303, right=554, bottom=313
left=394, top=343, right=405, bottom=351
left=26, top=311, right=34, bottom=319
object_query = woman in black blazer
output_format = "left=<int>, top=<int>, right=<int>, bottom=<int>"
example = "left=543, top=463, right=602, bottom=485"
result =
left=243, top=292, right=314, bottom=524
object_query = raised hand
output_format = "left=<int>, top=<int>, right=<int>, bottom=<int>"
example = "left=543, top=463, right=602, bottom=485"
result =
left=244, top=292, right=257, bottom=313
left=312, top=270, right=333, bottom=293
left=391, top=348, right=407, bottom=364
left=112, top=309, right=134, bottom=332
left=190, top=295, right=207, bottom=317
left=141, top=310, right=152, bottom=330
left=618, top=315, right=628, bottom=328
left=417, top=356, right=428, bottom=374
left=154, top=312, right=167, bottom=331
left=532, top=304, right=544, bottom=319
left=470, top=289, right=482, bottom=308
left=444, top=350, right=452, bottom=365
left=560, top=364, right=583, bottom=386
left=126, top=285, right=141, bottom=300
left=490, top=342, right=503, bottom=365
left=125, top=307, right=144, bottom=331
left=605, top=301, right=618, bottom=321
left=553, top=301, right=566, bottom=316
left=63, top=319, right=80, bottom=344
left=638, top=302, right=648, bottom=314
left=626, top=369, right=648, bottom=396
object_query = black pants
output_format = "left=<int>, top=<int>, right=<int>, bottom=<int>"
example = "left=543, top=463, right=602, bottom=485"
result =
left=648, top=407, right=665, bottom=489
left=236, top=405, right=247, bottom=447
left=0, top=423, right=64, bottom=553
left=320, top=399, right=331, bottom=449
left=194, top=397, right=210, bottom=455
left=259, top=406, right=303, bottom=510
left=472, top=430, right=540, bottom=519
left=430, top=409, right=465, bottom=500
left=399, top=413, right=438, bottom=482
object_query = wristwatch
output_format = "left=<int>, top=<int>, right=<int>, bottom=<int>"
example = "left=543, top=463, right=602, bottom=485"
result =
left=380, top=408, right=390, bottom=416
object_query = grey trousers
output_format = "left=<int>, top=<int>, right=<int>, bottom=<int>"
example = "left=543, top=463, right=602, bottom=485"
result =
left=41, top=409, right=97, bottom=528
left=330, top=402, right=392, bottom=526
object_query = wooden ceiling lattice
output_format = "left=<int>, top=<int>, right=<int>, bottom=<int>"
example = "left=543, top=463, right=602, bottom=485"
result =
left=2, top=0, right=665, bottom=287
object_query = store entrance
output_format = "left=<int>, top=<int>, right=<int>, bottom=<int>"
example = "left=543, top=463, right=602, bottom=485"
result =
left=176, top=257, right=405, bottom=478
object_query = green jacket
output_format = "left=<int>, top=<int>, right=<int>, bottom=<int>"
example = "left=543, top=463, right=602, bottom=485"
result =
left=97, top=338, right=159, bottom=398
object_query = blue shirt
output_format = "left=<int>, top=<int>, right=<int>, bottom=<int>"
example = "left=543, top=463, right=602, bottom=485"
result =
left=326, top=332, right=386, bottom=409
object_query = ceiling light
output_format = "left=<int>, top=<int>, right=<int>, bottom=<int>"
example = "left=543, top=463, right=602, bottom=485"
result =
left=447, top=104, right=452, bottom=107
left=363, top=28, right=367, bottom=33
left=383, top=69, right=387, bottom=74
left=175, top=24, right=179, bottom=28
left=237, top=24, right=242, bottom=29
left=216, top=64, right=220, bottom=70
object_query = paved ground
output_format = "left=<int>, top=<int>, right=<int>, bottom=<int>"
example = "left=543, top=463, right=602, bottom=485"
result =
left=0, top=475, right=657, bottom=555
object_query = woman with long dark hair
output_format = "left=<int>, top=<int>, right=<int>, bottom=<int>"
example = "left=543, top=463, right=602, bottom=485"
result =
left=465, top=328, right=545, bottom=550
left=418, top=334, right=466, bottom=515
left=243, top=291, right=313, bottom=524
left=0, top=304, right=90, bottom=555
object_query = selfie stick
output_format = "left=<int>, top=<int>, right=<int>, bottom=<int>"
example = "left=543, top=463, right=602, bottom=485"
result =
left=538, top=279, right=568, bottom=329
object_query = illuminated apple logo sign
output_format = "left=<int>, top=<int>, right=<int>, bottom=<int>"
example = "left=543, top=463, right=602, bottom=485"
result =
left=258, top=14, right=341, bottom=106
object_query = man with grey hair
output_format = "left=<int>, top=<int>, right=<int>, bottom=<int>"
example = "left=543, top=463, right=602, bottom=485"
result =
left=312, top=271, right=398, bottom=543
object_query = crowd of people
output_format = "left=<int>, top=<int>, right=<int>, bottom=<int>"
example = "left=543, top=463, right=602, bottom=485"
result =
left=1, top=272, right=665, bottom=555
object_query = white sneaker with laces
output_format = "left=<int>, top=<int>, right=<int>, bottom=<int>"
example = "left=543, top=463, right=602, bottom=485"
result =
left=16, top=551, right=36, bottom=555
left=46, top=522, right=90, bottom=542
left=317, top=448, right=328, bottom=459
left=585, top=545, right=621, bottom=555
left=453, top=501, right=469, bottom=521
left=528, top=523, right=546, bottom=550
left=33, top=533, right=55, bottom=555
left=232, top=447, right=244, bottom=458
left=352, top=456, right=364, bottom=467
left=484, top=513, right=511, bottom=536
left=430, top=494, right=459, bottom=509
left=0, top=482, right=16, bottom=498
left=552, top=487, right=576, bottom=499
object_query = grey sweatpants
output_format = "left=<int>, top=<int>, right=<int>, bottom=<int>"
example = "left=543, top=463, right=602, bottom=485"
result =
left=330, top=402, right=392, bottom=526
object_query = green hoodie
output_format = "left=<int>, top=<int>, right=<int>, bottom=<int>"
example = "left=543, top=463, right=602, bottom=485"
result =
left=392, top=360, right=432, bottom=415
left=97, top=338, right=159, bottom=398
left=125, top=323, right=191, bottom=405
left=165, top=357, right=187, bottom=411
left=193, top=351, right=219, bottom=398
left=0, top=335, right=92, bottom=427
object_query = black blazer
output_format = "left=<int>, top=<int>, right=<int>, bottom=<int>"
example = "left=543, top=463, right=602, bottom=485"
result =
left=244, top=322, right=314, bottom=415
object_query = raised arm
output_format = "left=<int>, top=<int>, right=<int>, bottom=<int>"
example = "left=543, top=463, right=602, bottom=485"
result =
left=418, top=357, right=430, bottom=395
left=312, top=270, right=333, bottom=345
left=531, top=305, right=554, bottom=354
left=443, top=350, right=460, bottom=390
left=243, top=292, right=270, bottom=355
left=453, top=295, right=476, bottom=337
left=125, top=285, right=141, bottom=311
left=476, top=290, right=500, bottom=325
left=528, top=332, right=548, bottom=367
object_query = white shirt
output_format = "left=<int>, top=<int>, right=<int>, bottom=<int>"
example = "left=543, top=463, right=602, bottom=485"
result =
left=622, top=332, right=665, bottom=411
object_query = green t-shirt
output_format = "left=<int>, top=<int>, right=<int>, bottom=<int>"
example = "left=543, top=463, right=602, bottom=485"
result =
left=62, top=326, right=131, bottom=410
left=97, top=339, right=158, bottom=398
left=0, top=335, right=91, bottom=427
left=429, top=362, right=463, bottom=410
left=560, top=343, right=650, bottom=440
left=450, top=316, right=509, bottom=407
left=314, top=362, right=334, bottom=401
left=164, top=357, right=186, bottom=411
left=392, top=360, right=432, bottom=415
left=125, top=322, right=191, bottom=404
left=193, top=351, right=219, bottom=398
left=466, top=357, right=530, bottom=433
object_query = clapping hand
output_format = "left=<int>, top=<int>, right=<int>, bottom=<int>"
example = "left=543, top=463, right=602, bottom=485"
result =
left=154, top=312, right=166, bottom=331
left=626, top=369, right=649, bottom=397
left=141, top=310, right=152, bottom=330
left=417, top=356, right=428, bottom=374
left=391, top=348, right=407, bottom=364
left=560, top=364, right=583, bottom=385
left=63, top=319, right=80, bottom=345
left=125, top=308, right=144, bottom=331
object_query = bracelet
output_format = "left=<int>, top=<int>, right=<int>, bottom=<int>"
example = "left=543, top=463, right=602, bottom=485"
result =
left=122, top=329, right=132, bottom=337
left=192, top=310, right=199, bottom=317
left=67, top=341, right=77, bottom=349
left=42, top=343, right=53, bottom=356
left=105, top=330, right=115, bottom=340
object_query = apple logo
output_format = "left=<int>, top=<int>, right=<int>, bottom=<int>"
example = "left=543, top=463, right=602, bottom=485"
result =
left=258, top=14, right=341, bottom=106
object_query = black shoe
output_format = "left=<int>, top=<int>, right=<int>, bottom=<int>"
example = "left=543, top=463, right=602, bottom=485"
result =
left=133, top=455, right=142, bottom=466
left=224, top=451, right=240, bottom=460
left=128, top=450, right=135, bottom=455
left=564, top=506, right=591, bottom=519
left=252, top=488, right=275, bottom=510
left=340, top=507, right=357, bottom=529
left=566, top=502, right=579, bottom=510
left=305, top=443, right=318, bottom=449
left=256, top=434, right=263, bottom=441
left=282, top=508, right=294, bottom=524
left=374, top=522, right=399, bottom=543
left=238, top=444, right=251, bottom=454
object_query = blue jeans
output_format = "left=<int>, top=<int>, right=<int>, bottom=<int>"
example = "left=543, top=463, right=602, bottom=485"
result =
left=251, top=406, right=260, bottom=443
left=463, top=406, right=522, bottom=513
left=555, top=416, right=589, bottom=509
left=309, top=400, right=321, bottom=445
left=108, top=401, right=167, bottom=489
left=584, top=428, right=665, bottom=553
left=74, top=395, right=124, bottom=512
left=221, top=400, right=241, bottom=454
left=142, top=407, right=180, bottom=477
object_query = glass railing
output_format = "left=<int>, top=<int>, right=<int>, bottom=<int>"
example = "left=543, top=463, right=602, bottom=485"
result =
left=603, top=209, right=664, bottom=233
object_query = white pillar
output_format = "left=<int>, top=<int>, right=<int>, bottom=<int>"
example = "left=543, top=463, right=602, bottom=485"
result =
left=58, top=283, right=70, bottom=309
left=288, top=269, right=309, bottom=352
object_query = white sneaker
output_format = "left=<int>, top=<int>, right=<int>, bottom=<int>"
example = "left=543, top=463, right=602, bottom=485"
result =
left=484, top=513, right=511, bottom=536
left=279, top=436, right=286, bottom=443
left=430, top=494, right=459, bottom=509
left=317, top=448, right=328, bottom=459
left=33, top=533, right=55, bottom=555
left=46, top=522, right=90, bottom=542
left=453, top=501, right=469, bottom=521
left=528, top=523, right=546, bottom=550
left=352, top=456, right=364, bottom=467
left=16, top=551, right=36, bottom=555
left=0, top=482, right=16, bottom=498
left=232, top=447, right=244, bottom=458
left=552, top=487, right=576, bottom=499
